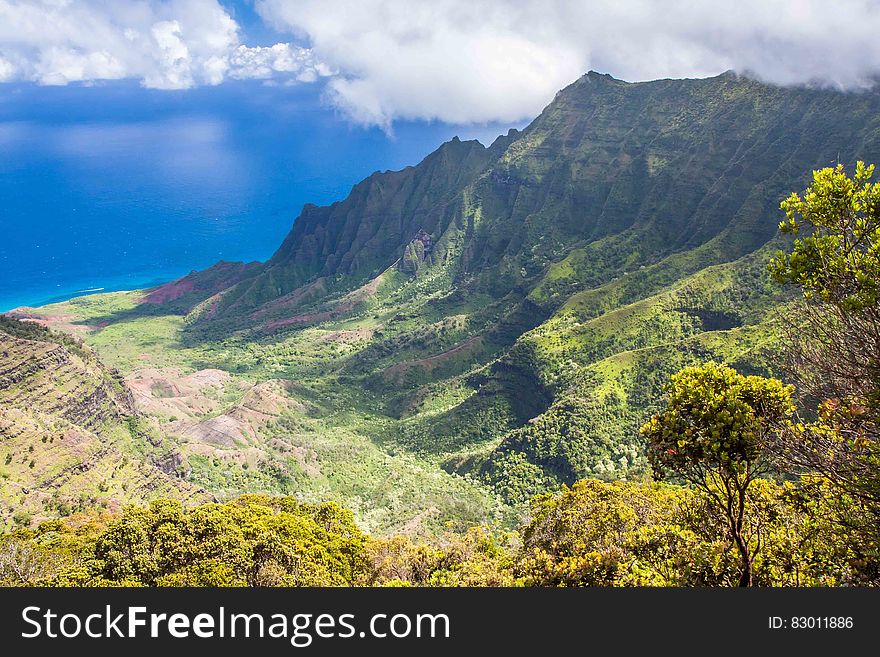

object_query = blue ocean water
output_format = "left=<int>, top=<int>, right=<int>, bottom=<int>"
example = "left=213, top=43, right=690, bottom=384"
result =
left=0, top=81, right=518, bottom=311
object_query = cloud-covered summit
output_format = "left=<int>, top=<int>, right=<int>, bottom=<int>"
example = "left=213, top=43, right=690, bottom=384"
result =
left=256, top=0, right=880, bottom=127
left=3, top=0, right=880, bottom=127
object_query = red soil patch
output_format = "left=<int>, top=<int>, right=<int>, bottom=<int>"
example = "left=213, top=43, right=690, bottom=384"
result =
left=261, top=275, right=382, bottom=331
left=383, top=336, right=483, bottom=384
left=140, top=261, right=260, bottom=307
left=142, top=278, right=196, bottom=304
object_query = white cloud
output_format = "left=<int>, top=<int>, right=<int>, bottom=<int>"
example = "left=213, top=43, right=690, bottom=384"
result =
left=147, top=20, right=195, bottom=89
left=4, top=1, right=880, bottom=128
left=229, top=43, right=326, bottom=82
left=0, top=0, right=318, bottom=89
left=0, top=55, right=14, bottom=81
left=35, top=46, right=125, bottom=85
left=255, top=0, right=880, bottom=127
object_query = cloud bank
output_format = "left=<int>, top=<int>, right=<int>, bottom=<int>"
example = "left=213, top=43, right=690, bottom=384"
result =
left=3, top=1, right=880, bottom=127
left=256, top=0, right=880, bottom=127
left=0, top=0, right=324, bottom=89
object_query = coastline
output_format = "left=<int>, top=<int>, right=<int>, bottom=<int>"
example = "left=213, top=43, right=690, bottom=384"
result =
left=0, top=275, right=172, bottom=314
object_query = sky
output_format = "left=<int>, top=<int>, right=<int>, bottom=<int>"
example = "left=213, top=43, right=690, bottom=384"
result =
left=2, top=0, right=880, bottom=310
left=2, top=1, right=880, bottom=127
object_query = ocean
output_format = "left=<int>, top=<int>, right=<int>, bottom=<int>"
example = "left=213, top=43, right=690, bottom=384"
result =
left=0, top=80, right=516, bottom=312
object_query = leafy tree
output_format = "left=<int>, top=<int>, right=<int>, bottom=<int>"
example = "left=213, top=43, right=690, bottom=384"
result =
left=769, top=162, right=880, bottom=562
left=50, top=496, right=368, bottom=587
left=0, top=535, right=56, bottom=585
left=517, top=479, right=689, bottom=586
left=363, top=527, right=518, bottom=587
left=641, top=362, right=794, bottom=586
left=0, top=517, right=107, bottom=586
left=756, top=478, right=872, bottom=585
left=362, top=535, right=446, bottom=586
left=514, top=476, right=855, bottom=587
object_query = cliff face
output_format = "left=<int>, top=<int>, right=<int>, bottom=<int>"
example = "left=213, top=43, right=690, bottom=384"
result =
left=181, top=71, right=880, bottom=329
left=0, top=324, right=132, bottom=427
left=207, top=136, right=503, bottom=318
left=0, top=317, right=206, bottom=528
left=85, top=71, right=880, bottom=505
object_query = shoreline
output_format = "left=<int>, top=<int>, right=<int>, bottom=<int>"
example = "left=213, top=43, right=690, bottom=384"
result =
left=0, top=276, right=172, bottom=314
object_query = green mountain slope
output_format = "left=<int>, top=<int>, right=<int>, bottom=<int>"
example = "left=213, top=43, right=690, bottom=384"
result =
left=0, top=316, right=208, bottom=529
left=199, top=71, right=880, bottom=316
left=14, top=70, right=880, bottom=521
left=476, top=243, right=792, bottom=501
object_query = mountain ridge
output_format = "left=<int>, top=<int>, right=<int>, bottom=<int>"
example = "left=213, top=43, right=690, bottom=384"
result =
left=14, top=69, right=880, bottom=519
left=161, top=70, right=880, bottom=332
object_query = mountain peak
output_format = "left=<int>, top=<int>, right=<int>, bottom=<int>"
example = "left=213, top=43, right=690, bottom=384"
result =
left=439, top=135, right=485, bottom=151
left=181, top=70, right=880, bottom=330
left=585, top=70, right=623, bottom=82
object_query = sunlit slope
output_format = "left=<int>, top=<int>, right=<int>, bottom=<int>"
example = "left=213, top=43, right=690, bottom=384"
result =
left=0, top=317, right=207, bottom=529
left=14, top=70, right=880, bottom=517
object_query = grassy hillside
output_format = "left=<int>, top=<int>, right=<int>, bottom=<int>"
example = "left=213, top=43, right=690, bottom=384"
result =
left=8, top=71, right=880, bottom=528
left=10, top=294, right=509, bottom=536
left=0, top=316, right=208, bottom=530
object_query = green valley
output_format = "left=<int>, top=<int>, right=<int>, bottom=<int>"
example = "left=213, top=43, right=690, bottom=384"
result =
left=4, top=70, right=880, bottom=586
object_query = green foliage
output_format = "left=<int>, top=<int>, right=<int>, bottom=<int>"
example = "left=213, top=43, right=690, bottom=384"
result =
left=768, top=162, right=880, bottom=570
left=0, top=314, right=90, bottom=361
left=771, top=161, right=880, bottom=312
left=643, top=362, right=794, bottom=478
left=363, top=527, right=518, bottom=587
left=518, top=480, right=688, bottom=586
left=481, top=392, right=646, bottom=503
left=515, top=478, right=858, bottom=587
left=472, top=242, right=788, bottom=501
left=0, top=516, right=109, bottom=586
left=47, top=497, right=367, bottom=587
left=642, top=362, right=794, bottom=585
left=0, top=480, right=871, bottom=587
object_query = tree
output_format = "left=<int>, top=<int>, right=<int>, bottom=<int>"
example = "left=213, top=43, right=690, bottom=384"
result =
left=641, top=362, right=794, bottom=586
left=517, top=479, right=691, bottom=586
left=770, top=161, right=880, bottom=404
left=67, top=496, right=368, bottom=587
left=769, top=161, right=880, bottom=566
left=363, top=528, right=518, bottom=587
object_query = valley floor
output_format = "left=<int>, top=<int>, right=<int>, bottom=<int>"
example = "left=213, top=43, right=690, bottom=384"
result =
left=8, top=290, right=512, bottom=536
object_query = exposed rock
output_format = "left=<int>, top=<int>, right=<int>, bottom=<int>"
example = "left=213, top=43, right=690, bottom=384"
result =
left=399, top=229, right=434, bottom=274
left=0, top=317, right=208, bottom=528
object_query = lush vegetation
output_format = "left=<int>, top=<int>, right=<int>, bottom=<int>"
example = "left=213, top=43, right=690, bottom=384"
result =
left=4, top=161, right=879, bottom=587
left=3, top=70, right=880, bottom=586
left=642, top=362, right=794, bottom=586
left=1, top=497, right=368, bottom=586
left=0, top=478, right=865, bottom=587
